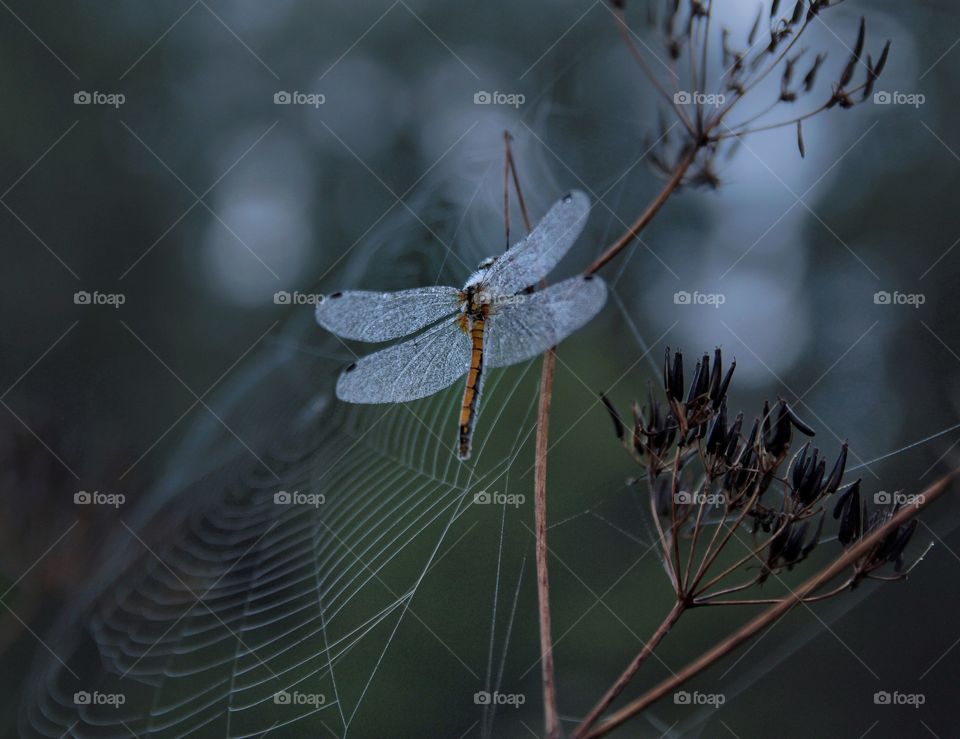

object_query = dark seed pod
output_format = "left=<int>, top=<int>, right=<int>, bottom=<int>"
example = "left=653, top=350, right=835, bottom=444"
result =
left=874, top=40, right=891, bottom=76
left=600, top=392, right=626, bottom=441
left=834, top=479, right=862, bottom=545
left=790, top=0, right=805, bottom=26
left=783, top=401, right=816, bottom=436
left=797, top=120, right=806, bottom=158
left=823, top=442, right=848, bottom=496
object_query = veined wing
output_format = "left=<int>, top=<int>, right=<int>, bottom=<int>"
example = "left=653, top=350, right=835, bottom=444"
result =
left=336, top=318, right=472, bottom=403
left=482, top=191, right=590, bottom=295
left=315, top=286, right=460, bottom=342
left=486, top=274, right=607, bottom=368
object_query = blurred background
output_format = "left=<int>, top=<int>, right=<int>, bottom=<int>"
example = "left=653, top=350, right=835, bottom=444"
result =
left=1, top=0, right=959, bottom=736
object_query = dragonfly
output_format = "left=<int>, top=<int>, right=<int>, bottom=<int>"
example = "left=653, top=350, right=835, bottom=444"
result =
left=315, top=190, right=606, bottom=460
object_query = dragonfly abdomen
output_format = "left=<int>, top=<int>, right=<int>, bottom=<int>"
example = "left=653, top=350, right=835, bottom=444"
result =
left=458, top=317, right=486, bottom=460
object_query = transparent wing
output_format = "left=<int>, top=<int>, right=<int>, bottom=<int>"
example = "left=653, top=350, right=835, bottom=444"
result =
left=315, top=286, right=461, bottom=342
left=486, top=275, right=607, bottom=368
left=482, top=191, right=591, bottom=295
left=336, top=318, right=471, bottom=403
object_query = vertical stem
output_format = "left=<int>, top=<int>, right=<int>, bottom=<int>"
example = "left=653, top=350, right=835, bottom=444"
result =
left=535, top=347, right=560, bottom=739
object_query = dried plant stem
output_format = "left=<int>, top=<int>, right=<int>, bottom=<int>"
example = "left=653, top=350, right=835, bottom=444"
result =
left=573, top=600, right=685, bottom=739
left=582, top=471, right=955, bottom=739
left=585, top=144, right=699, bottom=276
left=534, top=347, right=560, bottom=739
left=533, top=145, right=698, bottom=736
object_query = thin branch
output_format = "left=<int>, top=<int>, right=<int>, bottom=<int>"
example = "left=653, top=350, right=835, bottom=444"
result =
left=534, top=346, right=560, bottom=739
left=585, top=144, right=699, bottom=276
left=572, top=600, right=685, bottom=739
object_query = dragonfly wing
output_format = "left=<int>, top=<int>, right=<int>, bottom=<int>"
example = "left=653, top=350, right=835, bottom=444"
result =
left=482, top=191, right=590, bottom=295
left=486, top=275, right=607, bottom=368
left=315, top=286, right=461, bottom=342
left=336, top=318, right=472, bottom=403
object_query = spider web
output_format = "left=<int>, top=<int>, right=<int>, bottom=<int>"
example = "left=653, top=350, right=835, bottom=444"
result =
left=19, top=129, right=960, bottom=739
